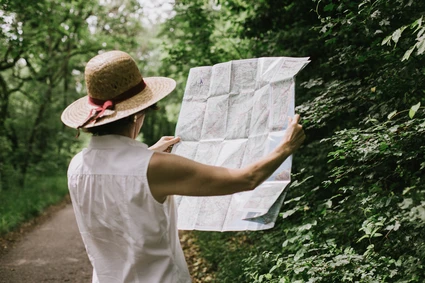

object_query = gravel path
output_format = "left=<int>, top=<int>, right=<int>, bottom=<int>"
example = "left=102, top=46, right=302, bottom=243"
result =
left=0, top=204, right=92, bottom=283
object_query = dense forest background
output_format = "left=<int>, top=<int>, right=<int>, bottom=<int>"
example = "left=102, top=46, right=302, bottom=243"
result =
left=1, top=0, right=424, bottom=282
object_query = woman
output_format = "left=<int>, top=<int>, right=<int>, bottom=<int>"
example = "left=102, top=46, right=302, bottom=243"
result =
left=61, top=50, right=305, bottom=283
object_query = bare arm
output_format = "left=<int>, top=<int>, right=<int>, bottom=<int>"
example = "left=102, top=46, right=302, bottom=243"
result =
left=147, top=115, right=305, bottom=203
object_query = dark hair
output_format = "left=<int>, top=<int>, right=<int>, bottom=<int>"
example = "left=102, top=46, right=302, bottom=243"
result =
left=83, top=103, right=159, bottom=136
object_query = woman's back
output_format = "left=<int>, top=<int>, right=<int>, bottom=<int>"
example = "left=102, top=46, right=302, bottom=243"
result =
left=67, top=135, right=191, bottom=283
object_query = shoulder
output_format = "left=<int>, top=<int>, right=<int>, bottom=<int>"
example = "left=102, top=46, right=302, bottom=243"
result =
left=68, top=151, right=84, bottom=175
left=148, top=152, right=201, bottom=189
left=148, top=152, right=175, bottom=177
left=149, top=152, right=197, bottom=176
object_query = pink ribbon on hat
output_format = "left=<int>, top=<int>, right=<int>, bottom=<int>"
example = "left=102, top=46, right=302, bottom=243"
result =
left=76, top=79, right=146, bottom=132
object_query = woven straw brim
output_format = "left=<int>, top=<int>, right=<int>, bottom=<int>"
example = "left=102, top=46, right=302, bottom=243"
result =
left=61, top=77, right=176, bottom=129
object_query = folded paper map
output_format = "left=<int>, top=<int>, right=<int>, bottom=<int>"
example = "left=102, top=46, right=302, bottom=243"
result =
left=172, top=57, right=310, bottom=231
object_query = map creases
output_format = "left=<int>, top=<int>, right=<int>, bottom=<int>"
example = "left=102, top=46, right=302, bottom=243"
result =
left=173, top=56, right=310, bottom=231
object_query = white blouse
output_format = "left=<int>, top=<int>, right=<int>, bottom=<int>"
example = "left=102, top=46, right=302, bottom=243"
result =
left=67, top=135, right=191, bottom=283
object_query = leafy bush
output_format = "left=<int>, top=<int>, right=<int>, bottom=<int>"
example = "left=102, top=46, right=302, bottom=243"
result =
left=160, top=0, right=425, bottom=281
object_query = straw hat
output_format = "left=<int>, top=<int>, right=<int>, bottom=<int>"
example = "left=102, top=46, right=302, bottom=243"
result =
left=61, top=50, right=176, bottom=129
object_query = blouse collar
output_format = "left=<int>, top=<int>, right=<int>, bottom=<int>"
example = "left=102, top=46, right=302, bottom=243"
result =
left=88, top=135, right=148, bottom=149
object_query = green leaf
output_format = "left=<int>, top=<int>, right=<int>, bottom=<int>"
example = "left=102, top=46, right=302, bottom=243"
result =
left=357, top=234, right=369, bottom=243
left=293, top=266, right=306, bottom=274
left=324, top=4, right=335, bottom=12
left=416, top=37, right=425, bottom=55
left=281, top=208, right=297, bottom=219
left=402, top=45, right=415, bottom=61
left=393, top=221, right=401, bottom=231
left=411, top=16, right=423, bottom=32
left=269, top=265, right=278, bottom=273
left=381, top=35, right=392, bottom=46
left=409, top=102, right=421, bottom=119
left=418, top=28, right=425, bottom=38
left=391, top=28, right=403, bottom=44
left=379, top=142, right=388, bottom=151
left=403, top=186, right=414, bottom=195
left=294, top=249, right=305, bottom=261
left=387, top=110, right=397, bottom=119
left=325, top=199, right=332, bottom=208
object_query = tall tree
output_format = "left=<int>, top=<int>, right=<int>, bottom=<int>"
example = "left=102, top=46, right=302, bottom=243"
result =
left=0, top=0, right=151, bottom=188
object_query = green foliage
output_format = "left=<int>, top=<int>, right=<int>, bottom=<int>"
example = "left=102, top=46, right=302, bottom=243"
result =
left=159, top=0, right=253, bottom=99
left=0, top=0, right=154, bottom=188
left=383, top=16, right=425, bottom=61
left=0, top=175, right=68, bottom=235
left=1, top=0, right=424, bottom=281
left=159, top=0, right=425, bottom=281
left=0, top=0, right=175, bottom=237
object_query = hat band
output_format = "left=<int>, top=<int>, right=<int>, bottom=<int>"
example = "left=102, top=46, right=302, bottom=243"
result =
left=88, top=79, right=146, bottom=106
left=77, top=79, right=146, bottom=130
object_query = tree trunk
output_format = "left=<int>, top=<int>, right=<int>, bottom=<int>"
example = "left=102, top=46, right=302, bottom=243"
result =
left=20, top=76, right=54, bottom=181
left=0, top=74, right=10, bottom=136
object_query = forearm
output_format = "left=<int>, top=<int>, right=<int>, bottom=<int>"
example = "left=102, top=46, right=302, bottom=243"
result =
left=242, top=142, right=293, bottom=189
left=189, top=142, right=293, bottom=196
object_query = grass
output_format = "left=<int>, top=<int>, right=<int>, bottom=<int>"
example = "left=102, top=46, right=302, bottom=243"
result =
left=0, top=175, right=68, bottom=236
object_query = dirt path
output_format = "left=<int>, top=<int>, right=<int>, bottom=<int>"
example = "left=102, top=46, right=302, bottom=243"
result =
left=0, top=204, right=92, bottom=283
left=0, top=202, right=215, bottom=283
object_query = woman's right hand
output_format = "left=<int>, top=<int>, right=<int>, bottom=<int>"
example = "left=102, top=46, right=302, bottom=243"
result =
left=280, top=114, right=306, bottom=153
left=149, top=136, right=181, bottom=153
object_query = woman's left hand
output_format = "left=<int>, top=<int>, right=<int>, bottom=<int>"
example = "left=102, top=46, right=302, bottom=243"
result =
left=149, top=136, right=181, bottom=153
